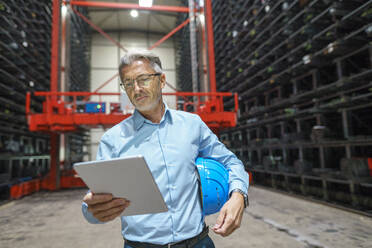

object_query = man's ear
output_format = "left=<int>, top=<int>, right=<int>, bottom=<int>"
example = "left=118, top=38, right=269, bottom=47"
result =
left=160, top=73, right=166, bottom=89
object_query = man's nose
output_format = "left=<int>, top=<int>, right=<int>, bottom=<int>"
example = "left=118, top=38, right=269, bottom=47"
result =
left=133, top=81, right=141, bottom=92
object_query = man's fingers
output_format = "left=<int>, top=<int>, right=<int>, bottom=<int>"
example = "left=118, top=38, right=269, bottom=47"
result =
left=89, top=198, right=129, bottom=213
left=94, top=202, right=130, bottom=222
left=213, top=204, right=244, bottom=236
left=101, top=213, right=119, bottom=222
left=213, top=215, right=235, bottom=236
left=83, top=192, right=113, bottom=205
left=98, top=205, right=128, bottom=222
left=213, top=207, right=226, bottom=229
left=213, top=225, right=236, bottom=237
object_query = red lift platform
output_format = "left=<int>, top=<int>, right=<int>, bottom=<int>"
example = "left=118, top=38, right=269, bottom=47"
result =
left=26, top=91, right=238, bottom=133
left=13, top=0, right=244, bottom=199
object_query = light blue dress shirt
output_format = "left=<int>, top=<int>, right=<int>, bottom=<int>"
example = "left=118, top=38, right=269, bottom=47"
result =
left=82, top=103, right=249, bottom=245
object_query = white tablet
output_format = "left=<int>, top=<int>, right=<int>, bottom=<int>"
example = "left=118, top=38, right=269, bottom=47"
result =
left=73, top=155, right=168, bottom=216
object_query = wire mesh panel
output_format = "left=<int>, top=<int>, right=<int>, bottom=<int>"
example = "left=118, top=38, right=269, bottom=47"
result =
left=175, top=11, right=194, bottom=92
left=64, top=6, right=91, bottom=169
left=69, top=6, right=91, bottom=92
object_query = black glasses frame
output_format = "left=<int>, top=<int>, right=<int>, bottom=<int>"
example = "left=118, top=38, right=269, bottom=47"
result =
left=120, top=73, right=161, bottom=90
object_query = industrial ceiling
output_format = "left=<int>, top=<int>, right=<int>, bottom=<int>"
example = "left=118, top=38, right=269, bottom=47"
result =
left=88, top=0, right=185, bottom=34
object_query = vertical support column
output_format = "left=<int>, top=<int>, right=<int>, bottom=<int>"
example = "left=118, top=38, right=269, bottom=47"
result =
left=8, top=160, right=13, bottom=182
left=317, top=111, right=327, bottom=201
left=322, top=178, right=328, bottom=200
left=51, top=0, right=61, bottom=96
left=342, top=109, right=357, bottom=205
left=312, top=70, right=317, bottom=89
left=241, top=101, right=246, bottom=116
left=296, top=119, right=304, bottom=160
left=342, top=110, right=352, bottom=158
left=204, top=0, right=217, bottom=93
left=198, top=4, right=209, bottom=95
left=280, top=121, right=287, bottom=166
left=48, top=0, right=61, bottom=190
left=267, top=125, right=273, bottom=157
left=316, top=114, right=326, bottom=169
left=189, top=0, right=199, bottom=96
left=342, top=110, right=350, bottom=140
left=319, top=146, right=325, bottom=169
left=350, top=180, right=360, bottom=207
left=297, top=118, right=307, bottom=194
left=264, top=92, right=269, bottom=106
left=48, top=133, right=60, bottom=190
left=248, top=150, right=252, bottom=167
left=258, top=149, right=262, bottom=167
left=267, top=124, right=272, bottom=139
left=336, top=60, right=343, bottom=80
left=60, top=3, right=69, bottom=173
left=292, top=79, right=297, bottom=95
left=284, top=174, right=289, bottom=191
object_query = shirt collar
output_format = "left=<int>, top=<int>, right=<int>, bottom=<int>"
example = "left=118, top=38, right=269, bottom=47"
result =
left=132, top=102, right=171, bottom=131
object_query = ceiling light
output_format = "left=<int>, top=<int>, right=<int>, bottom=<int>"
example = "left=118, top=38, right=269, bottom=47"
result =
left=130, top=10, right=138, bottom=18
left=139, top=0, right=153, bottom=7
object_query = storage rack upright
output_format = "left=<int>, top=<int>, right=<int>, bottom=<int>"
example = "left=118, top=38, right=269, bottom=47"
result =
left=214, top=0, right=372, bottom=213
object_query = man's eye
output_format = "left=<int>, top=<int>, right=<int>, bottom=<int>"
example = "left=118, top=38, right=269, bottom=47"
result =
left=137, top=77, right=150, bottom=82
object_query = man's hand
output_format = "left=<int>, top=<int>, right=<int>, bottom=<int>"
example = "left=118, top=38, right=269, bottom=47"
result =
left=212, top=192, right=245, bottom=237
left=83, top=192, right=130, bottom=222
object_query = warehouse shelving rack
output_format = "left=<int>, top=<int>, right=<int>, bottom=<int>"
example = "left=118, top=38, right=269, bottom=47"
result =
left=0, top=0, right=53, bottom=200
left=0, top=0, right=92, bottom=199
left=215, top=0, right=372, bottom=214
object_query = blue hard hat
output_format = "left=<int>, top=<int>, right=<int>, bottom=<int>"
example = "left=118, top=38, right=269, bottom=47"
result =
left=195, top=157, right=229, bottom=216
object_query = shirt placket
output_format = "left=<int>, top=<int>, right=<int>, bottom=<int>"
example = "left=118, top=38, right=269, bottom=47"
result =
left=156, top=121, right=177, bottom=242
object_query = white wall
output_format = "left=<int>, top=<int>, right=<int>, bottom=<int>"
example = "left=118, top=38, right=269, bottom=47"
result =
left=90, top=31, right=177, bottom=159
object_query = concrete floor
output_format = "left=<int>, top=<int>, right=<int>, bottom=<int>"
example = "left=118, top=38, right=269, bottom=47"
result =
left=0, top=187, right=371, bottom=248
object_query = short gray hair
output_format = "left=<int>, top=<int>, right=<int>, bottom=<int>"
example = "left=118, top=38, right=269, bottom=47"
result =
left=119, top=50, right=163, bottom=82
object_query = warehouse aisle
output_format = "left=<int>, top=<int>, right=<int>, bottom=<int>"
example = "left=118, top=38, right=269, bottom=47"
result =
left=0, top=187, right=371, bottom=248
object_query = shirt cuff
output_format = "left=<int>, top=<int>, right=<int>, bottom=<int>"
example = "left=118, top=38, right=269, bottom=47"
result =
left=229, top=180, right=248, bottom=196
left=82, top=202, right=104, bottom=224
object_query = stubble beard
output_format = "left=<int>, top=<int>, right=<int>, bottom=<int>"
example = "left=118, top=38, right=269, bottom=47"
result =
left=134, top=93, right=161, bottom=112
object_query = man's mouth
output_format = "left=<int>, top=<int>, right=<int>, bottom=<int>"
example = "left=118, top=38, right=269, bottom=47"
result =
left=135, top=96, right=148, bottom=102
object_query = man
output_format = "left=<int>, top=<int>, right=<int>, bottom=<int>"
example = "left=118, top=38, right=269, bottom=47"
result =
left=82, top=50, right=249, bottom=248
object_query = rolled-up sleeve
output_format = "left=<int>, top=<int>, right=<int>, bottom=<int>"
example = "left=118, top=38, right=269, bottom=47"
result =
left=197, top=117, right=249, bottom=195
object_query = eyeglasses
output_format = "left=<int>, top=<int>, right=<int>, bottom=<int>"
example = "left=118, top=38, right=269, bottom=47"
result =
left=120, top=73, right=161, bottom=90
